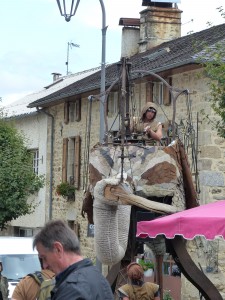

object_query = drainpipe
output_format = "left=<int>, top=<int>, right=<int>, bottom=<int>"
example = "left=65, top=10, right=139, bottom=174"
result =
left=37, top=107, right=54, bottom=220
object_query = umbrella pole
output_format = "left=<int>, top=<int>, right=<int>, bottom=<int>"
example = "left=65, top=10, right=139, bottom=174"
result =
left=155, top=255, right=163, bottom=300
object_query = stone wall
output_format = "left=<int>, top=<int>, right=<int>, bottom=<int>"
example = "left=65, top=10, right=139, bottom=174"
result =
left=48, top=100, right=100, bottom=261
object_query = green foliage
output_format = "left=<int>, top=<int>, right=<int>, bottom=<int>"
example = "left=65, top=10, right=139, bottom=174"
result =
left=138, top=259, right=154, bottom=271
left=0, top=120, right=45, bottom=230
left=197, top=7, right=225, bottom=138
left=163, top=290, right=174, bottom=300
left=56, top=182, right=76, bottom=197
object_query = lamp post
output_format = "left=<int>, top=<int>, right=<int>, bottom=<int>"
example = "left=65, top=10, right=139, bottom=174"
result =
left=56, top=0, right=107, bottom=144
left=56, top=0, right=107, bottom=272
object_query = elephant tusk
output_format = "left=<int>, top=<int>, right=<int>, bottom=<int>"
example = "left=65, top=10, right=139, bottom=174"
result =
left=104, top=183, right=179, bottom=215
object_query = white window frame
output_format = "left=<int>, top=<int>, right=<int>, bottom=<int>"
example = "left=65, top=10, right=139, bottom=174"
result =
left=31, top=149, right=39, bottom=175
left=153, top=82, right=164, bottom=105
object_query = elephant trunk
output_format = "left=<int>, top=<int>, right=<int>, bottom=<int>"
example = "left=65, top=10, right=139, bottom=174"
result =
left=93, top=178, right=131, bottom=265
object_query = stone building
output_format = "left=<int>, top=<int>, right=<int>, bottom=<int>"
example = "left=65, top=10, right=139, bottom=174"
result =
left=4, top=2, right=225, bottom=299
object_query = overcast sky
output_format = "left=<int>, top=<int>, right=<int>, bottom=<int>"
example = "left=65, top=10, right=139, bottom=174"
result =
left=0, top=0, right=224, bottom=104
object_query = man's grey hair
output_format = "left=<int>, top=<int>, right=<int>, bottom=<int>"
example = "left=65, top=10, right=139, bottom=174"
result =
left=33, top=219, right=81, bottom=254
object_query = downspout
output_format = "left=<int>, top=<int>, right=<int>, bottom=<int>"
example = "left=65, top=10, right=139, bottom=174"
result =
left=37, top=107, right=54, bottom=220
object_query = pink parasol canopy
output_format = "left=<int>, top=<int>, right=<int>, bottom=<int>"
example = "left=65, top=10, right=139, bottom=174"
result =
left=136, top=200, right=225, bottom=240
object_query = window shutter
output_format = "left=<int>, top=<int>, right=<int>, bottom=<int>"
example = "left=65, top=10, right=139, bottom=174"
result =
left=163, top=77, right=172, bottom=106
left=64, top=102, right=69, bottom=124
left=146, top=81, right=154, bottom=103
left=62, top=138, right=68, bottom=182
left=75, top=99, right=81, bottom=122
left=74, top=136, right=81, bottom=189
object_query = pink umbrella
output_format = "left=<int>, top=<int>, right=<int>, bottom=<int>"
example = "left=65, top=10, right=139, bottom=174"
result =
left=136, top=200, right=225, bottom=240
left=136, top=200, right=225, bottom=300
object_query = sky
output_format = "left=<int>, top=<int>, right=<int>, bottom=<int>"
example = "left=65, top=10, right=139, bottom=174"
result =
left=0, top=0, right=224, bottom=105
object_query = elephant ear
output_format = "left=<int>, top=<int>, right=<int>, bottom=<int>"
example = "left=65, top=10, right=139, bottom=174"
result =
left=81, top=190, right=94, bottom=224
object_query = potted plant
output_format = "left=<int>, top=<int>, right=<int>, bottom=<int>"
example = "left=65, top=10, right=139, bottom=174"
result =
left=56, top=182, right=76, bottom=200
left=139, top=259, right=154, bottom=277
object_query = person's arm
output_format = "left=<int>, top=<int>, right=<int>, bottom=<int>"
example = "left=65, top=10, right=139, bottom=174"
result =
left=154, top=286, right=160, bottom=299
left=146, top=124, right=163, bottom=141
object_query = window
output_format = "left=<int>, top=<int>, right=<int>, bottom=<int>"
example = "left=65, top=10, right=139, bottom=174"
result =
left=14, top=226, right=33, bottom=237
left=30, top=149, right=39, bottom=175
left=64, top=99, right=81, bottom=124
left=153, top=82, right=164, bottom=105
left=152, top=78, right=171, bottom=106
left=163, top=254, right=180, bottom=276
left=19, top=228, right=33, bottom=237
left=107, top=91, right=119, bottom=117
left=62, top=136, right=81, bottom=189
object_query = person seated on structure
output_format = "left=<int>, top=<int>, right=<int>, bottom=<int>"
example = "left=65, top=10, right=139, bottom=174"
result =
left=118, top=262, right=160, bottom=300
left=131, top=102, right=163, bottom=144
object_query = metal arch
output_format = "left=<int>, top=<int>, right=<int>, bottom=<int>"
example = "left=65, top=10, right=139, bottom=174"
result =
left=130, top=69, right=189, bottom=140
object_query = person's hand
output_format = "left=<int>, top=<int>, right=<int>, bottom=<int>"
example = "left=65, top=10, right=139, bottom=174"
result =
left=144, top=126, right=151, bottom=134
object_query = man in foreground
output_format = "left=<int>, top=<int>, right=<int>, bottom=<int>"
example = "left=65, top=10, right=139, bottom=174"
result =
left=33, top=219, right=114, bottom=300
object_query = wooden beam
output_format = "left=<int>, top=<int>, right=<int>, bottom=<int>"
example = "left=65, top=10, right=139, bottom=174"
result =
left=106, top=261, right=121, bottom=291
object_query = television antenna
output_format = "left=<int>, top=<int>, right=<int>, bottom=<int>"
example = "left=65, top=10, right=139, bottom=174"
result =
left=66, top=41, right=80, bottom=75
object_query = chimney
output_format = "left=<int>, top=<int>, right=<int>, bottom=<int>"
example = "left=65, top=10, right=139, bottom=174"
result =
left=51, top=72, right=62, bottom=82
left=119, top=18, right=140, bottom=58
left=139, top=3, right=182, bottom=52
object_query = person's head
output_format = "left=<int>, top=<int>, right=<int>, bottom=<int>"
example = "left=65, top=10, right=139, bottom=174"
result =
left=33, top=219, right=81, bottom=274
left=141, top=102, right=157, bottom=122
left=127, top=262, right=144, bottom=281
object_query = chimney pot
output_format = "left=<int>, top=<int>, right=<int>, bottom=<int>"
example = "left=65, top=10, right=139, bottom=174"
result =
left=51, top=72, right=62, bottom=82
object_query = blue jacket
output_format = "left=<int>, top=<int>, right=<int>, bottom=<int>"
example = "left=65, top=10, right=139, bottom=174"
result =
left=51, top=258, right=114, bottom=300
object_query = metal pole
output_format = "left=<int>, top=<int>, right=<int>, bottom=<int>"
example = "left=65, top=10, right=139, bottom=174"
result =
left=66, top=42, right=69, bottom=75
left=99, top=0, right=107, bottom=144
left=95, top=0, right=107, bottom=273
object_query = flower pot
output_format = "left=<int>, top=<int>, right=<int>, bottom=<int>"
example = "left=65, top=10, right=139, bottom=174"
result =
left=144, top=268, right=153, bottom=277
left=67, top=192, right=75, bottom=201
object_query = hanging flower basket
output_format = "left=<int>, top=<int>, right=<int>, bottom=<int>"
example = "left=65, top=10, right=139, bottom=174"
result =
left=56, top=182, right=76, bottom=200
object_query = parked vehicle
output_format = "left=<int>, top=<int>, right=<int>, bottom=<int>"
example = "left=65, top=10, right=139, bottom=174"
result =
left=0, top=237, right=40, bottom=299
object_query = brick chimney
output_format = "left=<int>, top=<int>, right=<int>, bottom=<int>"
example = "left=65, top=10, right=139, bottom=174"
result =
left=139, top=4, right=182, bottom=52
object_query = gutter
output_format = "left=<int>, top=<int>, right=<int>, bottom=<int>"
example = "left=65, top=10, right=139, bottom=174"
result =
left=37, top=107, right=54, bottom=220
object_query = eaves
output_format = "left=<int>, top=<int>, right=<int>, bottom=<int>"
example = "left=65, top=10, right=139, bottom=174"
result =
left=130, top=58, right=198, bottom=79
left=28, top=83, right=101, bottom=108
left=3, top=110, right=39, bottom=120
left=28, top=58, right=199, bottom=108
